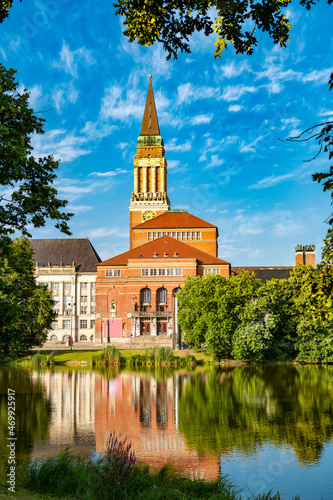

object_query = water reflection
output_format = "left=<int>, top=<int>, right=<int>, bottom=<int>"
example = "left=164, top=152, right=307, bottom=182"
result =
left=1, top=364, right=333, bottom=497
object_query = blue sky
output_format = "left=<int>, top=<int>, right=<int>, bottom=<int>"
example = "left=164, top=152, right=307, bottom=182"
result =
left=1, top=0, right=333, bottom=265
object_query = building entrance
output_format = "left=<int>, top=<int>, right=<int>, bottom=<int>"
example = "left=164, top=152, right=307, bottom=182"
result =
left=140, top=321, right=151, bottom=335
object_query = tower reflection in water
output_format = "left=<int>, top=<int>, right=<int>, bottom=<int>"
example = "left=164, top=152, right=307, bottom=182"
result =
left=94, top=371, right=219, bottom=479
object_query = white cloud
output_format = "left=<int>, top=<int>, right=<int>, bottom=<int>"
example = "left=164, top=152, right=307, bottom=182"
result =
left=274, top=220, right=304, bottom=236
left=217, top=60, right=249, bottom=78
left=221, top=85, right=257, bottom=102
left=204, top=154, right=224, bottom=169
left=28, top=84, right=43, bottom=109
left=167, top=160, right=180, bottom=170
left=190, top=114, right=213, bottom=125
left=53, top=41, right=95, bottom=78
left=318, top=110, right=333, bottom=117
left=66, top=205, right=94, bottom=214
left=52, top=82, right=79, bottom=113
left=228, top=104, right=243, bottom=112
left=302, top=68, right=333, bottom=84
left=177, top=83, right=216, bottom=105
left=100, top=85, right=144, bottom=122
left=31, top=128, right=91, bottom=162
left=240, top=135, right=266, bottom=153
left=89, top=168, right=128, bottom=177
left=84, top=227, right=128, bottom=239
left=166, top=138, right=192, bottom=152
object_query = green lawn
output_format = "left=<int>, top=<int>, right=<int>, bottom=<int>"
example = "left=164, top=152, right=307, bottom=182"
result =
left=25, top=348, right=212, bottom=365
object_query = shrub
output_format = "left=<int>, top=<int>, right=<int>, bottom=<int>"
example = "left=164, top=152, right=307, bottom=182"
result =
left=105, top=431, right=136, bottom=485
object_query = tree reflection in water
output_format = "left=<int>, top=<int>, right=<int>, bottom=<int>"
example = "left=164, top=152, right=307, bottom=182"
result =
left=178, top=365, right=333, bottom=464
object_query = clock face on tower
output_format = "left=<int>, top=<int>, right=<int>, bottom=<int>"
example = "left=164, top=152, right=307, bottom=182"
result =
left=142, top=210, right=156, bottom=222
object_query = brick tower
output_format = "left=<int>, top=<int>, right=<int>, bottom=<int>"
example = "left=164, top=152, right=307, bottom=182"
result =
left=129, top=76, right=170, bottom=248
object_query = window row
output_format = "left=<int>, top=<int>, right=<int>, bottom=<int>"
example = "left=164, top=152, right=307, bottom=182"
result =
left=50, top=334, right=94, bottom=342
left=141, top=268, right=183, bottom=277
left=204, top=268, right=221, bottom=275
left=51, top=319, right=95, bottom=330
left=105, top=269, right=121, bottom=277
left=148, top=231, right=201, bottom=241
left=49, top=282, right=95, bottom=290
left=80, top=306, right=95, bottom=314
left=80, top=295, right=95, bottom=302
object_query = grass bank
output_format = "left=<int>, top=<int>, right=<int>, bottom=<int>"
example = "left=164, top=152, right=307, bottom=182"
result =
left=1, top=443, right=299, bottom=500
left=17, top=347, right=212, bottom=366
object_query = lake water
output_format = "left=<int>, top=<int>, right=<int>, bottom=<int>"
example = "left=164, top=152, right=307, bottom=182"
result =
left=1, top=364, right=333, bottom=499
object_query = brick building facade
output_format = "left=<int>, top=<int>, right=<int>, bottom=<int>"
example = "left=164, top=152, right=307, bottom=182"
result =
left=95, top=78, right=230, bottom=342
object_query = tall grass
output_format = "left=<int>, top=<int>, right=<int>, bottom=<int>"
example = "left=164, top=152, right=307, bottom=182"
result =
left=31, top=351, right=55, bottom=366
left=16, top=438, right=299, bottom=499
left=92, top=345, right=123, bottom=366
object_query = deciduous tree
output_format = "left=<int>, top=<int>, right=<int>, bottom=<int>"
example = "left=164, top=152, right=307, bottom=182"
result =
left=0, top=237, right=55, bottom=361
left=114, top=0, right=330, bottom=60
left=0, top=63, right=72, bottom=238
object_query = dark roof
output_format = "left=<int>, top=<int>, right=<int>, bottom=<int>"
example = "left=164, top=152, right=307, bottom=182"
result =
left=30, top=238, right=101, bottom=272
left=99, top=236, right=229, bottom=266
left=140, top=77, right=160, bottom=136
left=133, top=211, right=217, bottom=230
left=232, top=266, right=293, bottom=283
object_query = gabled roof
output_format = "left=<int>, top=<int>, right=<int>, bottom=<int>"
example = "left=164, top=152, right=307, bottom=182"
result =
left=99, top=236, right=229, bottom=266
left=30, top=238, right=101, bottom=272
left=140, top=77, right=160, bottom=136
left=133, top=210, right=217, bottom=230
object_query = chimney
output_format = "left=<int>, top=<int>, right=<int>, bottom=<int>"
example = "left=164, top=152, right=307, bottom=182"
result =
left=295, top=244, right=315, bottom=267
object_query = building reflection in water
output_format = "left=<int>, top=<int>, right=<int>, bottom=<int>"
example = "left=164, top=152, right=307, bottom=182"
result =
left=94, top=371, right=219, bottom=479
left=30, top=369, right=218, bottom=479
left=31, top=370, right=96, bottom=457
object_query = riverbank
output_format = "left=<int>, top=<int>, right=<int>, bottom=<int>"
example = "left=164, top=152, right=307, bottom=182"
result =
left=0, top=446, right=299, bottom=500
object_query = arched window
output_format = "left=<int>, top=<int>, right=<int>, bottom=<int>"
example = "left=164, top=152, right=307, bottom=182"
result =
left=63, top=335, right=70, bottom=341
left=140, top=288, right=151, bottom=311
left=173, top=287, right=181, bottom=298
left=110, top=300, right=117, bottom=318
left=50, top=335, right=58, bottom=342
left=156, top=287, right=168, bottom=311
left=80, top=335, right=87, bottom=341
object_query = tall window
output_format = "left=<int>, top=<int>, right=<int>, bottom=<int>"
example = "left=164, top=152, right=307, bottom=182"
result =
left=63, top=320, right=70, bottom=329
left=140, top=288, right=151, bottom=311
left=64, top=282, right=72, bottom=289
left=51, top=321, right=58, bottom=329
left=81, top=282, right=88, bottom=289
left=80, top=320, right=88, bottom=329
left=51, top=282, right=59, bottom=290
left=156, top=288, right=168, bottom=311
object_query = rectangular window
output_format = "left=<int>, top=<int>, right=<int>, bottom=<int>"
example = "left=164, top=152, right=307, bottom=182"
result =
left=63, top=320, right=70, bottom=329
left=80, top=320, right=88, bottom=329
left=114, top=269, right=121, bottom=277
left=187, top=231, right=191, bottom=239
left=167, top=232, right=171, bottom=236
left=91, top=295, right=95, bottom=302
left=177, top=232, right=181, bottom=239
left=205, top=268, right=220, bottom=275
left=141, top=269, right=149, bottom=276
left=172, top=232, right=176, bottom=238
left=64, top=282, right=72, bottom=289
left=153, top=232, right=157, bottom=239
left=150, top=268, right=157, bottom=276
left=51, top=282, right=59, bottom=290
left=182, top=231, right=186, bottom=239
left=175, top=268, right=183, bottom=276
left=91, top=306, right=95, bottom=314
left=148, top=232, right=153, bottom=240
left=90, top=320, right=95, bottom=328
left=158, top=232, right=162, bottom=238
left=81, top=282, right=88, bottom=289
left=162, top=232, right=166, bottom=236
left=81, top=295, right=87, bottom=302
left=197, top=231, right=201, bottom=239
left=167, top=269, right=174, bottom=276
left=158, top=269, right=165, bottom=276
left=106, top=270, right=112, bottom=277
left=91, top=283, right=95, bottom=289
left=80, top=306, right=87, bottom=315
left=51, top=321, right=58, bottom=329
